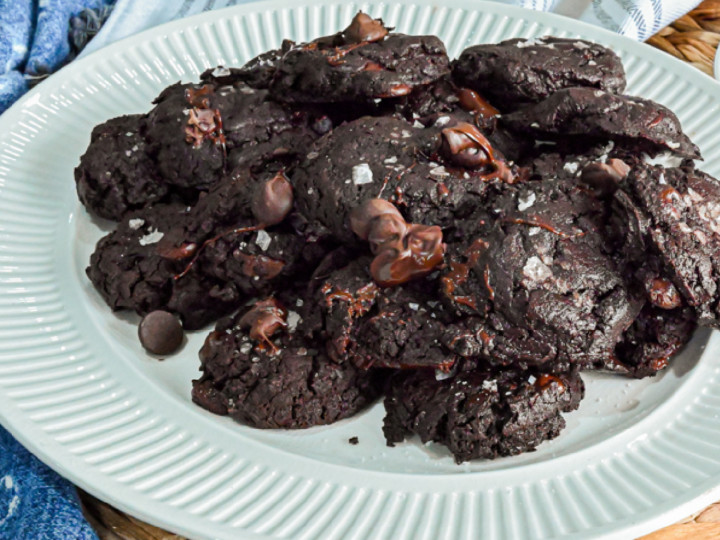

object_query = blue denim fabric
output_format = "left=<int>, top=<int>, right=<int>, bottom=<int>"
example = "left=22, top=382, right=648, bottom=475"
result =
left=0, top=0, right=114, bottom=113
left=0, top=426, right=97, bottom=539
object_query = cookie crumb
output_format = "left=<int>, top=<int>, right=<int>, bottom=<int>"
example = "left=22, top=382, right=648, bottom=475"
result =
left=349, top=436, right=359, bottom=445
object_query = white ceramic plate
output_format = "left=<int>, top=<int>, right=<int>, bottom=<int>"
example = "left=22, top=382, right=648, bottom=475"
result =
left=2, top=1, right=720, bottom=538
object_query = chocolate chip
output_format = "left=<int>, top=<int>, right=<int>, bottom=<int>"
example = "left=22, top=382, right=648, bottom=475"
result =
left=457, top=88, right=499, bottom=118
left=580, top=158, right=631, bottom=196
left=239, top=298, right=288, bottom=353
left=349, top=198, right=403, bottom=241
left=351, top=199, right=445, bottom=287
left=252, top=172, right=294, bottom=226
left=441, top=122, right=493, bottom=169
left=184, top=84, right=214, bottom=108
left=311, top=115, right=333, bottom=135
left=343, top=12, right=388, bottom=44
left=367, top=213, right=406, bottom=254
left=646, top=277, right=682, bottom=309
left=138, top=310, right=184, bottom=355
left=369, top=224, right=445, bottom=287
left=348, top=436, right=359, bottom=445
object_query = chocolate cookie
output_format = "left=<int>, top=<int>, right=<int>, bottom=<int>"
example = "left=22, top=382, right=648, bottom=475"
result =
left=501, top=87, right=701, bottom=159
left=145, top=80, right=321, bottom=191
left=618, top=162, right=720, bottom=327
left=440, top=181, right=640, bottom=370
left=75, top=115, right=166, bottom=221
left=293, top=115, right=516, bottom=243
left=86, top=203, right=188, bottom=314
left=453, top=37, right=626, bottom=110
left=610, top=305, right=696, bottom=378
left=192, top=306, right=380, bottom=428
left=269, top=14, right=450, bottom=103
left=383, top=361, right=584, bottom=462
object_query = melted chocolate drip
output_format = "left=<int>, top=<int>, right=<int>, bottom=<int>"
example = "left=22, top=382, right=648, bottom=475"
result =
left=239, top=298, right=288, bottom=354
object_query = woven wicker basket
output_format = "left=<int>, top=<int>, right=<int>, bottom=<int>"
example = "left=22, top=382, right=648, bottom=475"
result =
left=79, top=2, right=720, bottom=538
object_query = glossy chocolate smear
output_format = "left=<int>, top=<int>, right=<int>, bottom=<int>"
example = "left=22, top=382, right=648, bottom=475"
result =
left=252, top=172, right=294, bottom=226
left=457, top=88, right=499, bottom=118
left=343, top=12, right=389, bottom=44
left=185, top=84, right=214, bottom=108
left=239, top=297, right=287, bottom=354
left=441, top=122, right=493, bottom=168
left=351, top=199, right=445, bottom=287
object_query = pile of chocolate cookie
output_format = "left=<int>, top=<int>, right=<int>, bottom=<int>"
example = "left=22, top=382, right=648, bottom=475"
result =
left=78, top=13, right=715, bottom=462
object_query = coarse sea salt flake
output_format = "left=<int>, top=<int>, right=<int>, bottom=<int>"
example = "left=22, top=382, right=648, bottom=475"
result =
left=516, top=38, right=541, bottom=48
left=413, top=120, right=424, bottom=128
left=287, top=311, right=302, bottom=332
left=139, top=228, right=163, bottom=246
left=563, top=162, right=579, bottom=174
left=482, top=379, right=497, bottom=392
left=518, top=192, right=536, bottom=211
left=256, top=229, right=272, bottom=251
left=408, top=302, right=419, bottom=311
left=212, top=66, right=231, bottom=77
left=384, top=156, right=398, bottom=164
left=523, top=256, right=552, bottom=283
left=128, top=218, right=145, bottom=230
left=353, top=163, right=373, bottom=185
left=430, top=166, right=449, bottom=177
left=435, top=116, right=450, bottom=126
left=643, top=151, right=683, bottom=168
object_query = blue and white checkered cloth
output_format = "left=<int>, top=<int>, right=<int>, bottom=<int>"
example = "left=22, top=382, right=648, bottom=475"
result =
left=0, top=0, right=705, bottom=537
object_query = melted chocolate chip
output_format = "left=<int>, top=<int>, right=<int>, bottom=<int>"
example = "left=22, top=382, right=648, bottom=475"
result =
left=157, top=241, right=197, bottom=261
left=646, top=277, right=682, bottom=309
left=349, top=198, right=404, bottom=241
left=369, top=225, right=445, bottom=287
left=351, top=199, right=445, bottom=287
left=367, top=213, right=406, bottom=254
left=343, top=12, right=389, bottom=44
left=252, top=172, right=294, bottom=226
left=138, top=310, right=184, bottom=355
left=185, top=85, right=214, bottom=108
left=457, top=88, right=499, bottom=118
left=580, top=158, right=630, bottom=196
left=239, top=298, right=287, bottom=353
left=440, top=123, right=513, bottom=182
left=441, top=122, right=492, bottom=168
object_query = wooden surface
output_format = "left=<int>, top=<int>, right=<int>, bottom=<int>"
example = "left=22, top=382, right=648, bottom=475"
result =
left=80, top=2, right=720, bottom=539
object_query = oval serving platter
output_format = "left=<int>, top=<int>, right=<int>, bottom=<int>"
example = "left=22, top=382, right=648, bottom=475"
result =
left=2, top=1, right=720, bottom=538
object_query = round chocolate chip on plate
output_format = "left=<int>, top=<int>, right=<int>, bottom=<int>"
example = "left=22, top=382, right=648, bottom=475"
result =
left=138, top=310, right=184, bottom=356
